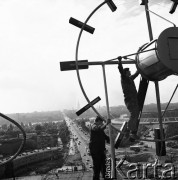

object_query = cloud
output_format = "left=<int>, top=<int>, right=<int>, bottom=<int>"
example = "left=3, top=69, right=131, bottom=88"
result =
left=114, top=0, right=173, bottom=24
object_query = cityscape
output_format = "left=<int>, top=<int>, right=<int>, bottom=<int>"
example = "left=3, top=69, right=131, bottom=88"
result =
left=0, top=104, right=178, bottom=179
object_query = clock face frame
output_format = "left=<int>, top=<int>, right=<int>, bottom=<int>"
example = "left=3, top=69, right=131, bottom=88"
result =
left=73, top=1, right=144, bottom=118
left=74, top=1, right=109, bottom=118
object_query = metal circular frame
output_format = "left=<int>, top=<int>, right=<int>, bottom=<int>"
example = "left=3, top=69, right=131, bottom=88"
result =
left=75, top=1, right=110, bottom=121
left=0, top=113, right=26, bottom=166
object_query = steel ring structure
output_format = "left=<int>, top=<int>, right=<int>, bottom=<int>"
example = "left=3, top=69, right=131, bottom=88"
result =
left=0, top=113, right=26, bottom=166
left=75, top=1, right=110, bottom=120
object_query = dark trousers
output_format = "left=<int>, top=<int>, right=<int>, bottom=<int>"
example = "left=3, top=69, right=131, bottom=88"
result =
left=91, top=152, right=106, bottom=180
left=126, top=100, right=140, bottom=132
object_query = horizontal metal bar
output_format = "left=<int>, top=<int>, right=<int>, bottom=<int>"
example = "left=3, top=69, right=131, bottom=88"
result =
left=76, top=60, right=135, bottom=66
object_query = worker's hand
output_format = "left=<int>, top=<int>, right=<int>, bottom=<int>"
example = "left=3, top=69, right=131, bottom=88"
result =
left=117, top=56, right=122, bottom=68
left=118, top=56, right=122, bottom=63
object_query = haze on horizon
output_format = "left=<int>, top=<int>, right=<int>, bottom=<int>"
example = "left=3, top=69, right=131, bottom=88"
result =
left=0, top=0, right=178, bottom=114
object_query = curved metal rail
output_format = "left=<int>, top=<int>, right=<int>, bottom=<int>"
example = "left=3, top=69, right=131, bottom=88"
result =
left=0, top=113, right=26, bottom=166
left=75, top=1, right=107, bottom=120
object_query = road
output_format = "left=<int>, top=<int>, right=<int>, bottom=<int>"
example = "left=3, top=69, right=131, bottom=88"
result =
left=63, top=115, right=162, bottom=180
left=63, top=115, right=136, bottom=168
left=64, top=115, right=93, bottom=170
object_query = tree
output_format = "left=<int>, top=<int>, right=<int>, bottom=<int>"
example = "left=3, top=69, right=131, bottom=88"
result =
left=2, top=124, right=8, bottom=131
left=47, top=128, right=58, bottom=135
left=58, top=121, right=70, bottom=145
left=165, top=123, right=178, bottom=140
left=7, top=124, right=14, bottom=132
left=35, top=124, right=43, bottom=135
left=20, top=122, right=25, bottom=128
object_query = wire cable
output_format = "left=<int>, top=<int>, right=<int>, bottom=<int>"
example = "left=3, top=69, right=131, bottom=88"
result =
left=146, top=8, right=176, bottom=27
left=162, top=84, right=178, bottom=118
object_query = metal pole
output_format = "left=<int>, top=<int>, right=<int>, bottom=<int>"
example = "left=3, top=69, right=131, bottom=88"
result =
left=155, top=81, right=165, bottom=152
left=144, top=0, right=153, bottom=41
left=75, top=60, right=135, bottom=66
left=144, top=1, right=163, bottom=135
left=144, top=0, right=165, bottom=156
left=102, top=64, right=116, bottom=179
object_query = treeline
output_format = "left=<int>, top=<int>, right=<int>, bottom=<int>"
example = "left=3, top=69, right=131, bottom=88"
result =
left=0, top=111, right=64, bottom=126
left=1, top=102, right=177, bottom=127
left=0, top=120, right=70, bottom=156
left=63, top=102, right=178, bottom=120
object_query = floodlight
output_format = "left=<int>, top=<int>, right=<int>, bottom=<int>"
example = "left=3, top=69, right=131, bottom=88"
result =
left=106, top=0, right=117, bottom=12
left=169, top=0, right=178, bottom=14
left=138, top=0, right=148, bottom=5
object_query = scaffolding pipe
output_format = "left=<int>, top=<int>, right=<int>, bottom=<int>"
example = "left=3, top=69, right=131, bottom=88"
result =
left=102, top=64, right=116, bottom=179
left=74, top=60, right=135, bottom=66
left=144, top=0, right=165, bottom=156
left=145, top=1, right=153, bottom=41
left=155, top=81, right=166, bottom=155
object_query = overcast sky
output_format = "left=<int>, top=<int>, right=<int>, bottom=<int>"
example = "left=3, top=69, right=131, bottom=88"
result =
left=0, top=0, right=177, bottom=114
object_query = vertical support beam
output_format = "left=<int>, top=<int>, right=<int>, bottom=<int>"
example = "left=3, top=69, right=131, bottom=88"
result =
left=144, top=0, right=166, bottom=156
left=102, top=64, right=116, bottom=179
left=137, top=0, right=152, bottom=119
left=155, top=81, right=166, bottom=155
left=144, top=0, right=153, bottom=41
left=154, top=128, right=166, bottom=156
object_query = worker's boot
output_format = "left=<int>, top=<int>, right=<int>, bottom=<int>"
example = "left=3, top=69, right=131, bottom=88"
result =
left=129, top=131, right=139, bottom=142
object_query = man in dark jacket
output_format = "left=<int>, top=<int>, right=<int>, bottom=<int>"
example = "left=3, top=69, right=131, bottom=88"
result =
left=118, top=57, right=140, bottom=141
left=89, top=116, right=111, bottom=180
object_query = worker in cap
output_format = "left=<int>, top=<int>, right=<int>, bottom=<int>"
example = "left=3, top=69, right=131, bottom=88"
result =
left=118, top=56, right=140, bottom=141
left=89, top=116, right=111, bottom=180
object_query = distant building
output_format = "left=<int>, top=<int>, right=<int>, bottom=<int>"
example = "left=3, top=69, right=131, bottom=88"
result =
left=141, top=109, right=178, bottom=118
left=19, top=132, right=37, bottom=139
left=0, top=147, right=62, bottom=178
left=37, top=134, right=57, bottom=148
left=140, top=109, right=178, bottom=123
left=57, top=137, right=63, bottom=147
